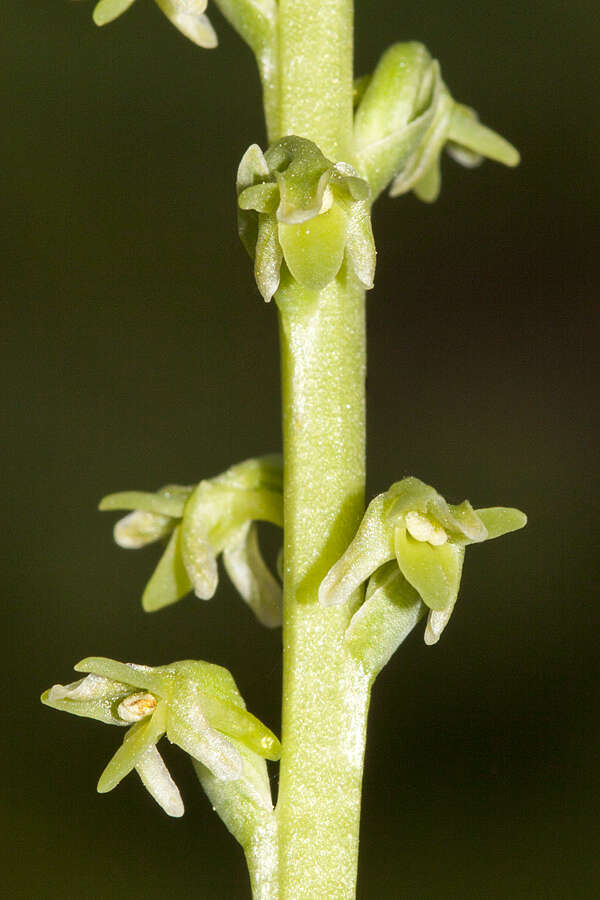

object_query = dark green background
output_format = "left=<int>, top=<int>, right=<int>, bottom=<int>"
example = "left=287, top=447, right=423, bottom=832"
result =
left=4, top=1, right=598, bottom=897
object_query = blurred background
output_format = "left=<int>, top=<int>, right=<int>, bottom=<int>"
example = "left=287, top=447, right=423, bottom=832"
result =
left=3, top=1, right=598, bottom=897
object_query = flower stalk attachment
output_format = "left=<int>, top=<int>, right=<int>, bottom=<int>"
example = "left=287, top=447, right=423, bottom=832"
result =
left=45, top=3, right=526, bottom=898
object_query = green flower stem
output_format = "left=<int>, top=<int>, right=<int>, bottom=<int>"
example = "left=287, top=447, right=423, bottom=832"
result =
left=277, top=0, right=354, bottom=158
left=270, top=4, right=368, bottom=896
left=212, top=0, right=280, bottom=141
left=275, top=272, right=369, bottom=899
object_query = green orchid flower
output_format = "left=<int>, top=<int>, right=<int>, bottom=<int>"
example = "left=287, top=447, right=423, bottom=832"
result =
left=99, top=455, right=283, bottom=625
left=320, top=476, right=526, bottom=646
left=87, top=0, right=218, bottom=48
left=353, top=42, right=519, bottom=203
left=237, top=136, right=376, bottom=301
left=41, top=657, right=280, bottom=816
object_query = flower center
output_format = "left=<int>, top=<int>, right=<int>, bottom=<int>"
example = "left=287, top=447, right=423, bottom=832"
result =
left=117, top=691, right=158, bottom=723
left=405, top=510, right=448, bottom=546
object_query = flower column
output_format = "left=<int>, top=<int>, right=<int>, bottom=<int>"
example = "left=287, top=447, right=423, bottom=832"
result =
left=274, top=2, right=372, bottom=898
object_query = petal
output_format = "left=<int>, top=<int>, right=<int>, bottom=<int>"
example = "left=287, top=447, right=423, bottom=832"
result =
left=135, top=744, right=184, bottom=817
left=113, top=510, right=174, bottom=549
left=475, top=507, right=527, bottom=540
left=236, top=143, right=270, bottom=194
left=238, top=183, right=279, bottom=215
left=345, top=561, right=425, bottom=677
left=254, top=215, right=283, bottom=302
left=215, top=455, right=283, bottom=493
left=200, top=695, right=281, bottom=761
left=99, top=489, right=188, bottom=518
left=278, top=202, right=349, bottom=292
left=429, top=496, right=487, bottom=543
left=413, top=157, right=441, bottom=203
left=319, top=494, right=395, bottom=607
left=41, top=673, right=131, bottom=726
left=449, top=104, right=520, bottom=167
left=142, top=523, right=195, bottom=610
left=154, top=0, right=218, bottom=49
left=345, top=200, right=376, bottom=290
left=167, top=708, right=243, bottom=782
left=97, top=703, right=168, bottom=793
left=74, top=658, right=168, bottom=696
left=194, top=741, right=273, bottom=818
left=222, top=523, right=282, bottom=628
left=424, top=602, right=456, bottom=645
left=93, top=0, right=136, bottom=27
left=394, top=525, right=464, bottom=611
left=389, top=66, right=454, bottom=199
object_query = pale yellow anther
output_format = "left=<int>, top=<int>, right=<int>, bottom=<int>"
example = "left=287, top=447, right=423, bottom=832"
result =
left=117, top=691, right=158, bottom=723
left=405, top=511, right=447, bottom=546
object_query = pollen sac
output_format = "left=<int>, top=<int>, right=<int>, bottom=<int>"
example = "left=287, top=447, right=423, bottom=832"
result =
left=237, top=136, right=376, bottom=301
left=118, top=692, right=158, bottom=723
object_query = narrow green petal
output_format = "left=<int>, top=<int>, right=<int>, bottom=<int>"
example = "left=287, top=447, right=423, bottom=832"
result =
left=394, top=526, right=464, bottom=611
left=97, top=703, right=167, bottom=793
left=269, top=137, right=332, bottom=223
left=446, top=141, right=482, bottom=168
left=143, top=524, right=194, bottom=610
left=255, top=214, right=283, bottom=302
left=319, top=494, right=395, bottom=607
left=154, top=0, right=218, bottom=49
left=193, top=740, right=273, bottom=827
left=278, top=202, right=348, bottom=292
left=215, top=455, right=283, bottom=493
left=449, top=104, right=520, bottom=167
left=41, top=674, right=131, bottom=726
left=330, top=162, right=370, bottom=202
left=424, top=602, right=456, bottom=646
left=93, top=0, right=136, bottom=27
left=113, top=510, right=174, bottom=549
left=222, top=523, right=282, bottom=628
left=413, top=158, right=441, bottom=203
left=430, top=496, right=487, bottom=543
left=384, top=477, right=438, bottom=525
left=345, top=562, right=425, bottom=678
left=345, top=200, right=376, bottom=290
left=201, top=695, right=281, bottom=761
left=355, top=113, right=433, bottom=200
left=238, top=183, right=279, bottom=214
left=475, top=507, right=527, bottom=540
left=354, top=43, right=433, bottom=147
left=99, top=490, right=187, bottom=518
left=236, top=143, right=269, bottom=194
left=167, top=710, right=243, bottom=781
left=74, top=658, right=167, bottom=696
left=135, top=745, right=184, bottom=817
